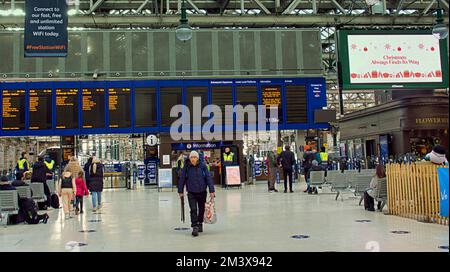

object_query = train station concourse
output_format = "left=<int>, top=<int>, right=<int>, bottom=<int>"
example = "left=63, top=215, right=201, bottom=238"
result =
left=0, top=0, right=449, bottom=256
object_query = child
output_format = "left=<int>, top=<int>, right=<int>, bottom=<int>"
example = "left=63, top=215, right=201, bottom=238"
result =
left=58, top=171, right=76, bottom=220
left=74, top=171, right=89, bottom=215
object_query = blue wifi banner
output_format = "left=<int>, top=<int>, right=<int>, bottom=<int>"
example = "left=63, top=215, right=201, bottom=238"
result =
left=24, top=0, right=68, bottom=57
left=438, top=167, right=449, bottom=218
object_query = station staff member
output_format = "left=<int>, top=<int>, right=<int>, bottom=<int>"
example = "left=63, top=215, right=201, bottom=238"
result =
left=16, top=152, right=30, bottom=181
left=221, top=147, right=235, bottom=186
left=44, top=155, right=56, bottom=180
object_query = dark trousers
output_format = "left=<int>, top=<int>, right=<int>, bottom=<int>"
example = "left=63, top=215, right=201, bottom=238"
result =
left=283, top=168, right=293, bottom=192
left=364, top=191, right=375, bottom=211
left=187, top=191, right=207, bottom=228
left=74, top=196, right=84, bottom=212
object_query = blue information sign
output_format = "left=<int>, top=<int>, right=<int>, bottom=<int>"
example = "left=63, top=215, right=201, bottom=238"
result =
left=144, top=158, right=158, bottom=185
left=254, top=161, right=262, bottom=176
left=137, top=165, right=145, bottom=179
left=24, top=0, right=68, bottom=57
left=438, top=168, right=449, bottom=217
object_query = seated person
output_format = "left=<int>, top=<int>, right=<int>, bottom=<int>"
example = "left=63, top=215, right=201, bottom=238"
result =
left=0, top=176, right=15, bottom=190
left=12, top=171, right=32, bottom=187
left=423, top=145, right=448, bottom=166
left=364, top=164, right=386, bottom=212
left=308, top=160, right=324, bottom=194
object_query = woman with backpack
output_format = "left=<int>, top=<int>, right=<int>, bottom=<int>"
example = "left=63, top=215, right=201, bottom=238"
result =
left=89, top=158, right=104, bottom=212
left=58, top=171, right=76, bottom=219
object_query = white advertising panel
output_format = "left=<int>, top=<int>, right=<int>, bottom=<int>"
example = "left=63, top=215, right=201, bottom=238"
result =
left=347, top=34, right=442, bottom=84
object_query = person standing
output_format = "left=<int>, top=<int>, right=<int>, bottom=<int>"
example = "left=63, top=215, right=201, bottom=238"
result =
left=44, top=155, right=56, bottom=181
left=278, top=145, right=296, bottom=193
left=89, top=158, right=104, bottom=212
left=31, top=156, right=53, bottom=207
left=178, top=151, right=215, bottom=237
left=303, top=147, right=316, bottom=193
left=221, top=147, right=235, bottom=186
left=64, top=156, right=84, bottom=179
left=58, top=171, right=76, bottom=219
left=15, top=152, right=29, bottom=181
left=83, top=156, right=93, bottom=190
left=267, top=148, right=279, bottom=192
left=74, top=171, right=89, bottom=215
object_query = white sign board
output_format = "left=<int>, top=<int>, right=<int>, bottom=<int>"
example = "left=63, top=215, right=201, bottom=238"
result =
left=225, top=166, right=241, bottom=186
left=158, top=168, right=172, bottom=188
left=163, top=155, right=170, bottom=165
left=347, top=34, right=442, bottom=84
left=146, top=134, right=158, bottom=146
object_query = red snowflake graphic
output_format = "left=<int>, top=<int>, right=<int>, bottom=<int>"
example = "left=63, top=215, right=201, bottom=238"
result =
left=364, top=47, right=368, bottom=52
left=431, top=47, right=435, bottom=51
left=397, top=47, right=402, bottom=51
left=419, top=43, right=424, bottom=49
left=351, top=44, right=357, bottom=50
left=385, top=44, right=391, bottom=50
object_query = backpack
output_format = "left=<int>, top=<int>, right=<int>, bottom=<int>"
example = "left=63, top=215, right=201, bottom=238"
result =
left=51, top=193, right=60, bottom=209
left=18, top=197, right=39, bottom=224
left=61, top=176, right=72, bottom=188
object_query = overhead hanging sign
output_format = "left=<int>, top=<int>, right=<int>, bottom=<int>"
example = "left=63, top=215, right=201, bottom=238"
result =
left=24, top=0, right=68, bottom=57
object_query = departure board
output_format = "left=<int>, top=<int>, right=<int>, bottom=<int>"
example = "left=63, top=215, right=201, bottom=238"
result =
left=2, top=89, right=26, bottom=130
left=135, top=87, right=157, bottom=127
left=285, top=85, right=307, bottom=124
left=55, top=88, right=79, bottom=129
left=108, top=88, right=131, bottom=128
left=82, top=88, right=105, bottom=129
left=29, top=89, right=52, bottom=130
left=262, top=86, right=282, bottom=123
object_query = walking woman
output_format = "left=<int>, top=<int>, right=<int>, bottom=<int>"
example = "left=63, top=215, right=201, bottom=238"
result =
left=89, top=158, right=104, bottom=212
left=58, top=171, right=76, bottom=219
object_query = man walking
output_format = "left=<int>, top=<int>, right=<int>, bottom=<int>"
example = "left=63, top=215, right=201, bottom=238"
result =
left=178, top=151, right=215, bottom=237
left=278, top=145, right=296, bottom=193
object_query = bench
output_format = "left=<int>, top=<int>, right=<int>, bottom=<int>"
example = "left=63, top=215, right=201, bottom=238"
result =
left=348, top=174, right=373, bottom=205
left=309, top=171, right=326, bottom=194
left=0, top=191, right=20, bottom=226
left=46, top=180, right=56, bottom=194
left=30, top=183, right=47, bottom=203
left=329, top=172, right=351, bottom=201
left=16, top=186, right=32, bottom=199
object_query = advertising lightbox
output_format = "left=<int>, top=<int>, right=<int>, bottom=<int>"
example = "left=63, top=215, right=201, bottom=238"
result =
left=338, top=30, right=449, bottom=90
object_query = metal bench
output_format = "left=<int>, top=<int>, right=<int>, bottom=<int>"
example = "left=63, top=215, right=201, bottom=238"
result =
left=46, top=180, right=56, bottom=194
left=30, top=183, right=46, bottom=203
left=359, top=169, right=376, bottom=175
left=329, top=173, right=351, bottom=201
left=0, top=191, right=20, bottom=226
left=325, top=170, right=340, bottom=183
left=375, top=178, right=388, bottom=212
left=348, top=174, right=373, bottom=205
left=16, top=186, right=32, bottom=199
left=309, top=171, right=325, bottom=194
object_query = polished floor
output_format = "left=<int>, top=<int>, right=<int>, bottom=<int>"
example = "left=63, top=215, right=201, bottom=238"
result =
left=1, top=181, right=448, bottom=252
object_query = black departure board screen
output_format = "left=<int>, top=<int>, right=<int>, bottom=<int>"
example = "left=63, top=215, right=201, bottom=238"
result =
left=211, top=86, right=233, bottom=125
left=186, top=87, right=208, bottom=125
left=135, top=87, right=157, bottom=127
left=236, top=86, right=258, bottom=126
left=285, top=85, right=307, bottom=124
left=29, top=89, right=52, bottom=130
left=160, top=87, right=182, bottom=127
left=108, top=88, right=131, bottom=128
left=82, top=88, right=105, bottom=129
left=2, top=89, right=26, bottom=130
left=262, top=85, right=282, bottom=123
left=56, top=88, right=79, bottom=129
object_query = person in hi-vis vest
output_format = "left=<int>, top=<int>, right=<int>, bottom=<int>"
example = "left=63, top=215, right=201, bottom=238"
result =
left=44, top=155, right=56, bottom=180
left=222, top=147, right=235, bottom=185
left=16, top=152, right=30, bottom=181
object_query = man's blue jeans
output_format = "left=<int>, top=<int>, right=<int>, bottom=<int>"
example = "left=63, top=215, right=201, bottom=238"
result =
left=91, top=191, right=102, bottom=208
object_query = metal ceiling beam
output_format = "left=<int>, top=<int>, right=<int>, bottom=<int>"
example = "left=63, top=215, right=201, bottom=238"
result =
left=86, top=0, right=106, bottom=15
left=439, top=0, right=449, bottom=9
left=395, top=0, right=406, bottom=14
left=422, top=0, right=436, bottom=14
left=186, top=0, right=202, bottom=13
left=282, top=0, right=302, bottom=14
left=330, top=0, right=347, bottom=14
left=312, top=0, right=318, bottom=14
left=136, top=0, right=151, bottom=13
left=0, top=14, right=443, bottom=27
left=250, top=0, right=271, bottom=14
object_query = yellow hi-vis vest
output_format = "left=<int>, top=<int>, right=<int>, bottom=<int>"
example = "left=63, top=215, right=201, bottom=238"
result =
left=177, top=158, right=184, bottom=170
left=45, top=160, right=55, bottom=170
left=223, top=152, right=234, bottom=162
left=319, top=152, right=328, bottom=162
left=17, top=158, right=28, bottom=170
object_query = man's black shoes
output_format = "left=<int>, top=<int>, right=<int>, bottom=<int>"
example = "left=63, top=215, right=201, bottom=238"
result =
left=192, top=226, right=199, bottom=237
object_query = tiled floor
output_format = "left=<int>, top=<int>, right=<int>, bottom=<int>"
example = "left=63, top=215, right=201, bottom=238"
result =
left=1, top=181, right=448, bottom=252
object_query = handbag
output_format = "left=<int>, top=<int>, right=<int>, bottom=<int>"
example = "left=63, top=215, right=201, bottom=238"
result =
left=204, top=198, right=217, bottom=224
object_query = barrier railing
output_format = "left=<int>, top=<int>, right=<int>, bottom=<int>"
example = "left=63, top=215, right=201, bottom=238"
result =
left=386, top=163, right=448, bottom=225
